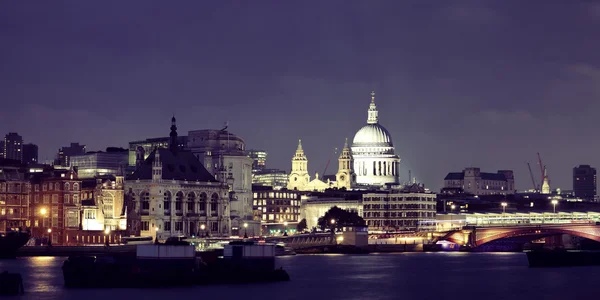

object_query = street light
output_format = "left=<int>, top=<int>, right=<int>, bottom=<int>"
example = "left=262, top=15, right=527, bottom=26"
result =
left=283, top=221, right=288, bottom=237
left=501, top=202, right=507, bottom=213
left=47, top=228, right=51, bottom=233
left=551, top=199, right=558, bottom=214
left=104, top=228, right=111, bottom=246
left=154, top=227, right=159, bottom=244
left=40, top=208, right=47, bottom=215
left=243, top=222, right=248, bottom=238
left=450, top=205, right=456, bottom=230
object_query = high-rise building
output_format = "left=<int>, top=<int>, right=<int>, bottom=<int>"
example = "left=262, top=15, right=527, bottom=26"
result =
left=0, top=141, right=4, bottom=159
left=246, top=150, right=267, bottom=172
left=573, top=165, right=597, bottom=201
left=22, top=143, right=38, bottom=164
left=3, top=133, right=23, bottom=162
left=56, top=143, right=86, bottom=167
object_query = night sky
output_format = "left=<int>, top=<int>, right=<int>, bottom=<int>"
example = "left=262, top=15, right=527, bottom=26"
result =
left=1, top=1, right=599, bottom=191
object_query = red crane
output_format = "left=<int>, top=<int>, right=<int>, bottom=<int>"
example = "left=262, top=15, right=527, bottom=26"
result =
left=537, top=152, right=545, bottom=184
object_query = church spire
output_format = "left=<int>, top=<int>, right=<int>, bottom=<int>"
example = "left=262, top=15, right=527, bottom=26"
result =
left=297, top=139, right=303, bottom=151
left=343, top=137, right=348, bottom=148
left=367, top=90, right=379, bottom=124
left=169, top=115, right=178, bottom=152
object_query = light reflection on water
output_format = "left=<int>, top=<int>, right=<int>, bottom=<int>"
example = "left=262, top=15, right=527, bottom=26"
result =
left=0, top=253, right=598, bottom=300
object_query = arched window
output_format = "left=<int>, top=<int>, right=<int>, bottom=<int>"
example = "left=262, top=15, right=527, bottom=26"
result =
left=175, top=192, right=183, bottom=211
left=55, top=183, right=60, bottom=190
left=199, top=193, right=207, bottom=215
left=141, top=191, right=150, bottom=210
left=64, top=182, right=70, bottom=191
left=163, top=191, right=171, bottom=214
left=210, top=193, right=218, bottom=216
left=187, top=192, right=196, bottom=213
left=73, top=183, right=79, bottom=191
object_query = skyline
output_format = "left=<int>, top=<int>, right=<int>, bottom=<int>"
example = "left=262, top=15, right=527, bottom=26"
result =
left=1, top=1, right=600, bottom=191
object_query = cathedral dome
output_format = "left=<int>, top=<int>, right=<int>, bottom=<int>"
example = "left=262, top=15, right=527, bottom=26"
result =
left=352, top=124, right=393, bottom=147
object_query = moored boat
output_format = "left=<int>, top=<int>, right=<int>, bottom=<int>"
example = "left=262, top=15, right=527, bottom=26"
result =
left=0, top=231, right=31, bottom=259
left=62, top=240, right=290, bottom=288
left=526, top=250, right=600, bottom=267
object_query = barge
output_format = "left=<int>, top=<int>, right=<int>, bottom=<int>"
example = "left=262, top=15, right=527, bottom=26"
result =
left=62, top=240, right=289, bottom=288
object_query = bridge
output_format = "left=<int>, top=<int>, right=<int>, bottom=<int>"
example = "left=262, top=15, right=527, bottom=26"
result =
left=265, top=233, right=335, bottom=249
left=439, top=223, right=600, bottom=248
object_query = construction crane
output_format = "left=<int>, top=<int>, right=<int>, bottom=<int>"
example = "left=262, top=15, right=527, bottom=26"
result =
left=537, top=152, right=545, bottom=185
left=322, top=147, right=338, bottom=178
left=527, top=162, right=538, bottom=191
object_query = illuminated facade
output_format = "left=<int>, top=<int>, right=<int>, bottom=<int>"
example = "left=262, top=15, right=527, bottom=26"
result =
left=247, top=149, right=267, bottom=172
left=29, top=168, right=81, bottom=245
left=70, top=151, right=128, bottom=179
left=444, top=168, right=515, bottom=195
left=287, top=140, right=311, bottom=190
left=300, top=197, right=364, bottom=230
left=126, top=117, right=231, bottom=240
left=363, top=186, right=436, bottom=232
left=351, top=92, right=400, bottom=186
left=335, top=138, right=355, bottom=189
left=252, top=169, right=289, bottom=190
left=80, top=175, right=126, bottom=231
left=252, top=186, right=300, bottom=234
left=0, top=166, right=30, bottom=233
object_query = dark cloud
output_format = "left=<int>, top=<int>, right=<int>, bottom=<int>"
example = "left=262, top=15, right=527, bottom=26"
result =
left=0, top=0, right=599, bottom=191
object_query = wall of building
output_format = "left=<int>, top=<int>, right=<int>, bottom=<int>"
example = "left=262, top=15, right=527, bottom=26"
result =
left=363, top=192, right=436, bottom=232
left=300, top=198, right=363, bottom=230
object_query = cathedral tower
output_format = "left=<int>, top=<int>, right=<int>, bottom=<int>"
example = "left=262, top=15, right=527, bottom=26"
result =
left=336, top=138, right=355, bottom=189
left=287, top=139, right=310, bottom=190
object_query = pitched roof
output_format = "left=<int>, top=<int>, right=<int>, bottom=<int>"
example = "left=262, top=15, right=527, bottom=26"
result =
left=444, top=172, right=464, bottom=180
left=127, top=148, right=217, bottom=182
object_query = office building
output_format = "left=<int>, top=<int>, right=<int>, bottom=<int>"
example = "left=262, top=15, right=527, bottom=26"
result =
left=56, top=143, right=86, bottom=167
left=22, top=143, right=38, bottom=164
left=573, top=165, right=597, bottom=201
left=0, top=166, right=30, bottom=233
left=247, top=150, right=267, bottom=172
left=363, top=184, right=436, bottom=232
left=252, top=185, right=300, bottom=234
left=69, top=149, right=128, bottom=179
left=3, top=133, right=23, bottom=162
left=252, top=169, right=289, bottom=190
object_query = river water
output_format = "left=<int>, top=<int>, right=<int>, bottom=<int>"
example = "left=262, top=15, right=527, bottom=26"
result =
left=1, top=253, right=598, bottom=300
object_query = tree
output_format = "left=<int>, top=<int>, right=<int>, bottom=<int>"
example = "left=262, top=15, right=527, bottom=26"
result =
left=297, top=219, right=307, bottom=232
left=317, top=206, right=365, bottom=231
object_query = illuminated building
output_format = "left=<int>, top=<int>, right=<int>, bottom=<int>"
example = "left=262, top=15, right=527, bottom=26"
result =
left=3, top=133, right=23, bottom=162
left=0, top=141, right=4, bottom=159
left=247, top=149, right=267, bottom=172
left=187, top=128, right=254, bottom=236
left=70, top=150, right=128, bottom=179
left=335, top=138, right=355, bottom=189
left=128, top=136, right=187, bottom=167
left=125, top=117, right=231, bottom=240
left=80, top=175, right=126, bottom=232
left=351, top=91, right=400, bottom=186
left=252, top=169, right=289, bottom=190
left=0, top=166, right=30, bottom=233
left=29, top=168, right=81, bottom=245
left=300, top=196, right=363, bottom=230
left=22, top=143, right=38, bottom=164
left=573, top=165, right=597, bottom=201
left=252, top=185, right=300, bottom=234
left=55, top=143, right=86, bottom=167
left=443, top=167, right=515, bottom=195
left=363, top=184, right=436, bottom=232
